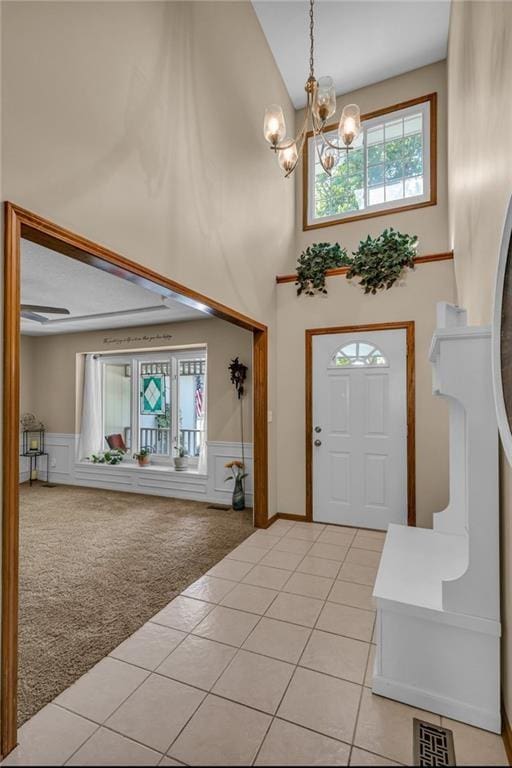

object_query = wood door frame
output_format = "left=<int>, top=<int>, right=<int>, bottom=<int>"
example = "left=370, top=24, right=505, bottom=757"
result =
left=305, top=321, right=416, bottom=526
left=2, top=201, right=269, bottom=757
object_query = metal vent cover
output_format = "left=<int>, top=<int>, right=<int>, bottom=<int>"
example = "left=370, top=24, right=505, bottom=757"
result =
left=413, top=718, right=456, bottom=766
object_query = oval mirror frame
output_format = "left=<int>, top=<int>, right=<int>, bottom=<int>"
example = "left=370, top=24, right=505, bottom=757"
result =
left=492, top=195, right=512, bottom=466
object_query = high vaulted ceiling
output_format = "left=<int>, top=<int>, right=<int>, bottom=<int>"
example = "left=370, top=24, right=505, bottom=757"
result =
left=21, top=240, right=209, bottom=336
left=253, top=0, right=450, bottom=108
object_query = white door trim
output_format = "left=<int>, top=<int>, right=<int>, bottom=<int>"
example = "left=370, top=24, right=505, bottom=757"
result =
left=306, top=322, right=415, bottom=526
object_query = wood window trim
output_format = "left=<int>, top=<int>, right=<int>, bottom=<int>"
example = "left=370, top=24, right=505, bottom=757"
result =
left=2, top=201, right=269, bottom=757
left=305, top=321, right=416, bottom=525
left=302, top=92, right=437, bottom=231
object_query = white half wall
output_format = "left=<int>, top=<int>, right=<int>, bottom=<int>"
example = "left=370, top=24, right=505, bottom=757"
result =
left=20, top=434, right=253, bottom=507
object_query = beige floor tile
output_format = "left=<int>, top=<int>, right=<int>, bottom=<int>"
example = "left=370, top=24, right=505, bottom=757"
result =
left=259, top=548, right=304, bottom=571
left=213, top=649, right=294, bottom=714
left=354, top=687, right=440, bottom=765
left=110, top=623, right=186, bottom=671
left=255, top=717, right=350, bottom=765
left=181, top=575, right=236, bottom=604
left=55, top=658, right=149, bottom=723
left=365, top=645, right=376, bottom=687
left=352, top=534, right=385, bottom=552
left=225, top=545, right=267, bottom=564
left=309, top=542, right=349, bottom=562
left=158, top=758, right=184, bottom=767
left=156, top=634, right=236, bottom=690
left=286, top=525, right=325, bottom=542
left=67, top=728, right=161, bottom=766
left=0, top=704, right=97, bottom=767
left=300, top=630, right=370, bottom=685
left=282, top=571, right=334, bottom=600
left=356, top=529, right=386, bottom=540
left=317, top=602, right=375, bottom=642
left=242, top=564, right=291, bottom=590
left=346, top=548, right=382, bottom=568
left=151, top=596, right=213, bottom=632
left=297, top=555, right=341, bottom=579
left=168, top=694, right=271, bottom=766
left=192, top=605, right=260, bottom=646
left=220, top=583, right=278, bottom=615
left=265, top=592, right=324, bottom=627
left=441, top=717, right=509, bottom=766
left=242, top=617, right=311, bottom=664
left=278, top=667, right=361, bottom=742
left=273, top=537, right=313, bottom=555
left=268, top=519, right=297, bottom=535
left=246, top=531, right=283, bottom=549
left=318, top=529, right=356, bottom=548
left=206, top=558, right=254, bottom=581
left=338, top=562, right=378, bottom=587
left=349, top=746, right=402, bottom=766
left=106, top=674, right=205, bottom=753
left=328, top=580, right=376, bottom=612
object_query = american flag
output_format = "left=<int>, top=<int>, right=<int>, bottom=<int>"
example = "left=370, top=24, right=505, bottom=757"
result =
left=195, top=375, right=204, bottom=418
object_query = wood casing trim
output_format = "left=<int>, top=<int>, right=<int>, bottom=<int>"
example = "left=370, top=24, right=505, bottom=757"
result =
left=2, top=201, right=269, bottom=757
left=302, top=92, right=438, bottom=231
left=276, top=251, right=454, bottom=284
left=305, top=321, right=416, bottom=525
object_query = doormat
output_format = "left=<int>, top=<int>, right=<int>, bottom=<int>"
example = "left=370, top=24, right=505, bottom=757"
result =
left=413, top=719, right=456, bottom=766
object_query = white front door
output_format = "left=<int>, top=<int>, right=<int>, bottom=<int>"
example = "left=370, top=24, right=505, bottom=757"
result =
left=312, top=329, right=407, bottom=530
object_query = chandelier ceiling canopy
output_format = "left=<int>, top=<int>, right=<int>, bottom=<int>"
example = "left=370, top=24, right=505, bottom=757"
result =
left=263, top=0, right=361, bottom=178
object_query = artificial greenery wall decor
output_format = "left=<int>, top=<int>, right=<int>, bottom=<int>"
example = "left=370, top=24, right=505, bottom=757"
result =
left=346, top=228, right=418, bottom=294
left=295, top=242, right=350, bottom=296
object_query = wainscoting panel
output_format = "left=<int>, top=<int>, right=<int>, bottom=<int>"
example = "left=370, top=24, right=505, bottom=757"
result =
left=19, top=435, right=253, bottom=506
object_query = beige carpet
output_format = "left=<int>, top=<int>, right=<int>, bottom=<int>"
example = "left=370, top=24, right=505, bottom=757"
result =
left=19, top=483, right=253, bottom=725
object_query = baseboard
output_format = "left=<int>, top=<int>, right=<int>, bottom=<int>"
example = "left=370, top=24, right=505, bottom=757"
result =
left=502, top=700, right=512, bottom=765
left=373, top=674, right=501, bottom=734
left=276, top=513, right=308, bottom=522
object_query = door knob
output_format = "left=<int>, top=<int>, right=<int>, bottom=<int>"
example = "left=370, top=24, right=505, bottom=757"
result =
left=314, top=426, right=322, bottom=433
left=314, top=439, right=322, bottom=446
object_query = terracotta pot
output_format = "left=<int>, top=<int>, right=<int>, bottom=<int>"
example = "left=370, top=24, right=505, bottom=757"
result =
left=137, top=455, right=151, bottom=467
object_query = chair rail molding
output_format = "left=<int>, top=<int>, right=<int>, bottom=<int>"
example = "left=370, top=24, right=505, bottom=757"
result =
left=18, top=434, right=253, bottom=506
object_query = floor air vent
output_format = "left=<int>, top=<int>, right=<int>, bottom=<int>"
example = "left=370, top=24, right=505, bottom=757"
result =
left=413, top=719, right=456, bottom=766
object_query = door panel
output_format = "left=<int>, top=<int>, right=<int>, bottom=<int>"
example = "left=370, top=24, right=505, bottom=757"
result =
left=312, top=329, right=407, bottom=529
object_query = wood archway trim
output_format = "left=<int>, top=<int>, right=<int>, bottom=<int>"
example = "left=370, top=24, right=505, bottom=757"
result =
left=2, top=201, right=269, bottom=757
left=305, top=321, right=416, bottom=526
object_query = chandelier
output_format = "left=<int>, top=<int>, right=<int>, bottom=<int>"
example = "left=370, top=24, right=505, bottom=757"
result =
left=263, top=0, right=361, bottom=178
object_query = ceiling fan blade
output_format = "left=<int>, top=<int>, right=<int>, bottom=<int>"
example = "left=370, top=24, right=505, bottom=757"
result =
left=21, top=311, right=48, bottom=324
left=20, top=304, right=70, bottom=315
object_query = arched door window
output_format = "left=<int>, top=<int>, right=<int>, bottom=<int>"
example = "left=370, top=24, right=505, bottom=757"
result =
left=330, top=341, right=388, bottom=368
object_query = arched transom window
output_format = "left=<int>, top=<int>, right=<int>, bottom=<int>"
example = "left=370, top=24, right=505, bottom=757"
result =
left=331, top=341, right=388, bottom=368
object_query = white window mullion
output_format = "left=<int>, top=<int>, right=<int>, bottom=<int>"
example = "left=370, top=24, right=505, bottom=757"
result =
left=171, top=355, right=179, bottom=458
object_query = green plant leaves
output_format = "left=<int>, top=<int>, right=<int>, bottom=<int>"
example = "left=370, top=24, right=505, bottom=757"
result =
left=295, top=242, right=350, bottom=296
left=346, top=228, right=418, bottom=294
left=295, top=228, right=418, bottom=297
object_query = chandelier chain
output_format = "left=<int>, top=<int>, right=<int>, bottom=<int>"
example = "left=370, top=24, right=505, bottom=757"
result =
left=309, top=0, right=315, bottom=78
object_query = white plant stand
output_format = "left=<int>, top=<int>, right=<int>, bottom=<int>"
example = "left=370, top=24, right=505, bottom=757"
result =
left=372, top=303, right=501, bottom=733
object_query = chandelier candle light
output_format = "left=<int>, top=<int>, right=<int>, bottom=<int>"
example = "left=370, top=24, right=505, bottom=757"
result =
left=263, top=0, right=361, bottom=178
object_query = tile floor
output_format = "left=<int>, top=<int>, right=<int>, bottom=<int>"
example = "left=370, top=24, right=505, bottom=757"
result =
left=2, top=519, right=508, bottom=766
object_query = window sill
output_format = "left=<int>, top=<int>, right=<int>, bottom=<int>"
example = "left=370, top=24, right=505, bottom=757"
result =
left=75, top=460, right=206, bottom=478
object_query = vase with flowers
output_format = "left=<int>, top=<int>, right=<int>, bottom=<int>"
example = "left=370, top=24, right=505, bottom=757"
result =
left=225, top=460, right=248, bottom=511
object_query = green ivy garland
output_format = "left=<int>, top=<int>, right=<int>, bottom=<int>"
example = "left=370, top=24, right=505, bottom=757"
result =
left=346, top=228, right=418, bottom=294
left=295, top=242, right=350, bottom=296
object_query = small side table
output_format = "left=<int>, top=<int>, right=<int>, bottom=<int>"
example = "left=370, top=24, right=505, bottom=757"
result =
left=21, top=429, right=49, bottom=486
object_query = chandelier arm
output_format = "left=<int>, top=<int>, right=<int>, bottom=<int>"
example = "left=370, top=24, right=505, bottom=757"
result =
left=312, top=127, right=332, bottom=177
left=273, top=96, right=312, bottom=152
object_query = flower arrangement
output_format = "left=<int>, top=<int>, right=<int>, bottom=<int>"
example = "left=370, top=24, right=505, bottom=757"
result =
left=225, top=461, right=248, bottom=511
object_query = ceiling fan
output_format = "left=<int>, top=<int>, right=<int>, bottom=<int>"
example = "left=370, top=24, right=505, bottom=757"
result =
left=20, top=304, right=71, bottom=323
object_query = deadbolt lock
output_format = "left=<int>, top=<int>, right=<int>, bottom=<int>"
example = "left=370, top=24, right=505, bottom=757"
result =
left=314, top=426, right=322, bottom=433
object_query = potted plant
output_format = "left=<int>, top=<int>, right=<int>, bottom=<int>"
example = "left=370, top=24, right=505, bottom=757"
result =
left=90, top=449, right=125, bottom=465
left=133, top=447, right=151, bottom=467
left=173, top=441, right=189, bottom=471
left=225, top=460, right=248, bottom=511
